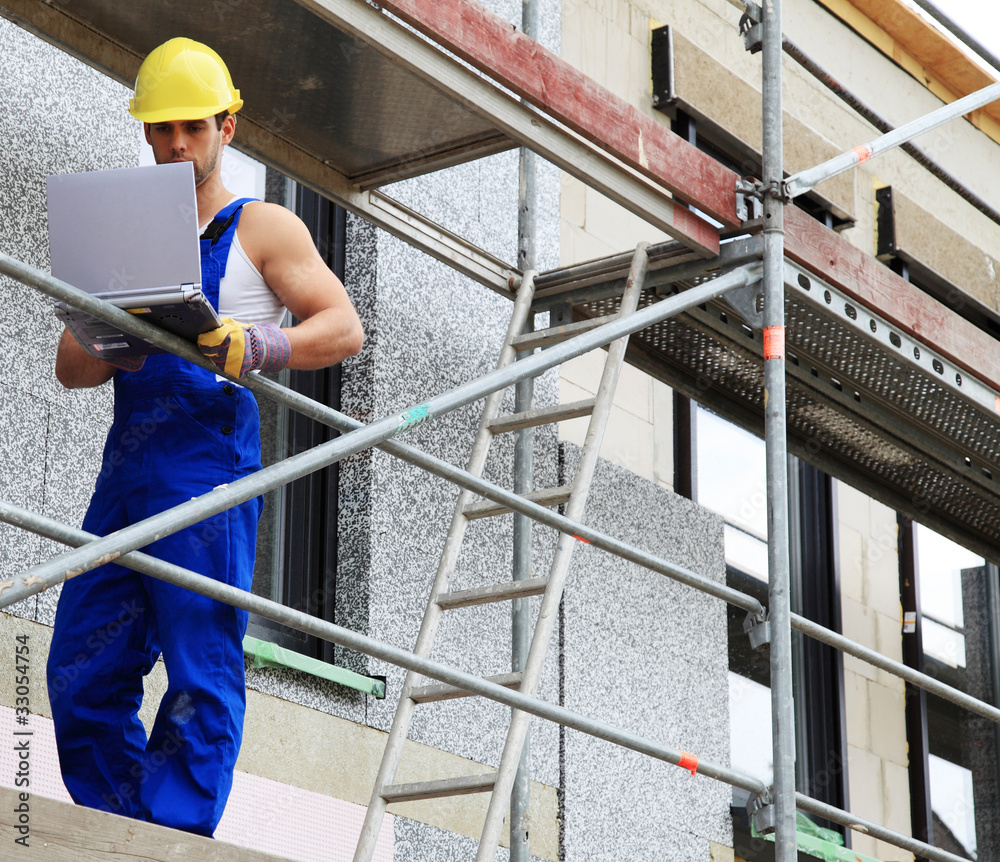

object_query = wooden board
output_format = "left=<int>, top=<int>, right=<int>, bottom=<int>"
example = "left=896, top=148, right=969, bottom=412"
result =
left=378, top=0, right=742, bottom=229
left=0, top=786, right=294, bottom=862
left=785, top=203, right=1000, bottom=389
left=816, top=0, right=1000, bottom=136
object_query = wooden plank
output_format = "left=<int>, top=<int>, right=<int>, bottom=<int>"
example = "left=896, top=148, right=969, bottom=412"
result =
left=378, top=0, right=742, bottom=229
left=0, top=786, right=292, bottom=861
left=784, top=203, right=1000, bottom=389
left=815, top=0, right=1000, bottom=139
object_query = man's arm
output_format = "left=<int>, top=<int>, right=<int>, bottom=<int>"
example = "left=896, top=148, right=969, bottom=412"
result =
left=239, top=203, right=364, bottom=369
left=55, top=328, right=116, bottom=389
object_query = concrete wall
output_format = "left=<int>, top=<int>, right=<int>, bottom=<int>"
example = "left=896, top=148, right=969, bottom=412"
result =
left=0, top=18, right=130, bottom=628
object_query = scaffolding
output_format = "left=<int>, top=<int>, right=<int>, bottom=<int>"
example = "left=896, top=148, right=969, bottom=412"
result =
left=2, top=0, right=1000, bottom=860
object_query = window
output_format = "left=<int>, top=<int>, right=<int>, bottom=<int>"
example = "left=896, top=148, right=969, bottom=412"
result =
left=662, top=104, right=852, bottom=232
left=238, top=167, right=348, bottom=663
left=684, top=401, right=848, bottom=836
left=900, top=519, right=1000, bottom=860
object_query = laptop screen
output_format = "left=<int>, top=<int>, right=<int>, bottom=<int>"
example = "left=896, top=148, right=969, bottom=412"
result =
left=47, top=162, right=201, bottom=298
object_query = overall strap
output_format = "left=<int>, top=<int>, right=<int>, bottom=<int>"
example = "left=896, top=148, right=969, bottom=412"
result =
left=199, top=197, right=258, bottom=303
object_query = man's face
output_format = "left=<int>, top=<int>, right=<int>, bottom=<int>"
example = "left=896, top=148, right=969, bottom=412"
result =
left=144, top=116, right=234, bottom=186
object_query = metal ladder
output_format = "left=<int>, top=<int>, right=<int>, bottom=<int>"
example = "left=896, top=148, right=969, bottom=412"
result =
left=353, top=243, right=651, bottom=862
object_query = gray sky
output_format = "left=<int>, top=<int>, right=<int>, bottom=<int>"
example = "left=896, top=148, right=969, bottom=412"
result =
left=909, top=0, right=1000, bottom=74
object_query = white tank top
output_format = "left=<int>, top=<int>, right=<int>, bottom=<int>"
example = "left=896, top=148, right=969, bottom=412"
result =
left=200, top=202, right=287, bottom=327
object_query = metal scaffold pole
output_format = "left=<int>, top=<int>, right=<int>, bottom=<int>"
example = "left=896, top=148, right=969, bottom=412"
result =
left=511, top=2, right=539, bottom=856
left=761, top=0, right=797, bottom=858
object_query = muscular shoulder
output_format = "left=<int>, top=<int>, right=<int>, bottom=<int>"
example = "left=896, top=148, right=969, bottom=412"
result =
left=236, top=201, right=310, bottom=265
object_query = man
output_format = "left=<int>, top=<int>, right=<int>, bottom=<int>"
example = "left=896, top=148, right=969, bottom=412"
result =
left=46, top=37, right=363, bottom=836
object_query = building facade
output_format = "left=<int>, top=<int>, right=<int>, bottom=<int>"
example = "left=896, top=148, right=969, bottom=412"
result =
left=2, top=0, right=1000, bottom=861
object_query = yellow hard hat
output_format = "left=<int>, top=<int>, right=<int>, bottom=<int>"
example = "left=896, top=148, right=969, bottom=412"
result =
left=129, top=37, right=243, bottom=123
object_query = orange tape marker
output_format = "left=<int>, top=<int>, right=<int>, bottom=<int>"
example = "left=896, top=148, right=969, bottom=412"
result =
left=677, top=751, right=699, bottom=776
left=571, top=535, right=591, bottom=544
left=763, top=325, right=785, bottom=361
left=851, top=144, right=872, bottom=163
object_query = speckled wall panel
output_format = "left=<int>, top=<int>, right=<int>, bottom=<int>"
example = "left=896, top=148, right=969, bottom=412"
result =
left=0, top=20, right=134, bottom=622
left=336, top=212, right=380, bottom=677
left=394, top=815, right=550, bottom=862
left=559, top=443, right=732, bottom=861
left=326, top=0, right=567, bottom=841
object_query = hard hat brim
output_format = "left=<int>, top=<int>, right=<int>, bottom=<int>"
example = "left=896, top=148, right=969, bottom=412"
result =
left=129, top=98, right=243, bottom=124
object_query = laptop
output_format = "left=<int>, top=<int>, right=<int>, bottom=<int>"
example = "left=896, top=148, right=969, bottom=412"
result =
left=48, top=161, right=220, bottom=358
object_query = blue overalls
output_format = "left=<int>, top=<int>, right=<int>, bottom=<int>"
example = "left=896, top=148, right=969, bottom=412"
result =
left=47, top=198, right=263, bottom=836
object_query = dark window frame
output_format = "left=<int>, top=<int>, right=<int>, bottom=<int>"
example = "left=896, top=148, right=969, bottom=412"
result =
left=681, top=399, right=850, bottom=839
left=899, top=515, right=1000, bottom=859
left=247, top=182, right=347, bottom=663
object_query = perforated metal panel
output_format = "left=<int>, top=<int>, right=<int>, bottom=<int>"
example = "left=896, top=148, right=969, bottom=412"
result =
left=577, top=262, right=1000, bottom=562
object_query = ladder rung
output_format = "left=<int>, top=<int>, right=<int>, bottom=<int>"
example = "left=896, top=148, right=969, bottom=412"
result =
left=410, top=672, right=523, bottom=704
left=437, top=576, right=550, bottom=610
left=381, top=773, right=497, bottom=804
left=510, top=313, right=617, bottom=351
left=462, top=486, right=572, bottom=520
left=489, top=398, right=596, bottom=434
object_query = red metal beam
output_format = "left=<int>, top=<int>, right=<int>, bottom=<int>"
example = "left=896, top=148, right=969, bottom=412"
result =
left=785, top=204, right=1000, bottom=388
left=379, top=0, right=741, bottom=231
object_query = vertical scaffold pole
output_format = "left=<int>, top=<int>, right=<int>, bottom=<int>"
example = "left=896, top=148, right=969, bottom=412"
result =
left=762, top=0, right=797, bottom=859
left=511, top=1, right=539, bottom=858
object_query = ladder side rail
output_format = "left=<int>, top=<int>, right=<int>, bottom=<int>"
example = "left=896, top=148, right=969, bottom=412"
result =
left=476, top=242, right=651, bottom=860
left=353, top=273, right=540, bottom=862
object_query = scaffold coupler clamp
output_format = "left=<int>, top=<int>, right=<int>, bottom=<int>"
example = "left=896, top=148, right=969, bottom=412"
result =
left=748, top=788, right=776, bottom=835
left=738, top=1, right=763, bottom=54
left=735, top=178, right=764, bottom=223
left=743, top=611, right=771, bottom=650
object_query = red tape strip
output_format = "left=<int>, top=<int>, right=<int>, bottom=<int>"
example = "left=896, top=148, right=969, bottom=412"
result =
left=677, top=751, right=698, bottom=776
left=851, top=144, right=872, bottom=164
left=763, top=325, right=785, bottom=361
left=571, top=535, right=591, bottom=544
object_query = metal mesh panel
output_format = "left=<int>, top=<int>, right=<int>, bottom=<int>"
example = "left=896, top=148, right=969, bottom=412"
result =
left=577, top=280, right=1000, bottom=558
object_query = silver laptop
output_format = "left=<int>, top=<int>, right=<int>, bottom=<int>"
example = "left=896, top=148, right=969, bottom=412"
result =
left=48, top=162, right=220, bottom=358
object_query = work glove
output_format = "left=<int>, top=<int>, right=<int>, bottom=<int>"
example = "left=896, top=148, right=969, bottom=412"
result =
left=197, top=317, right=291, bottom=378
